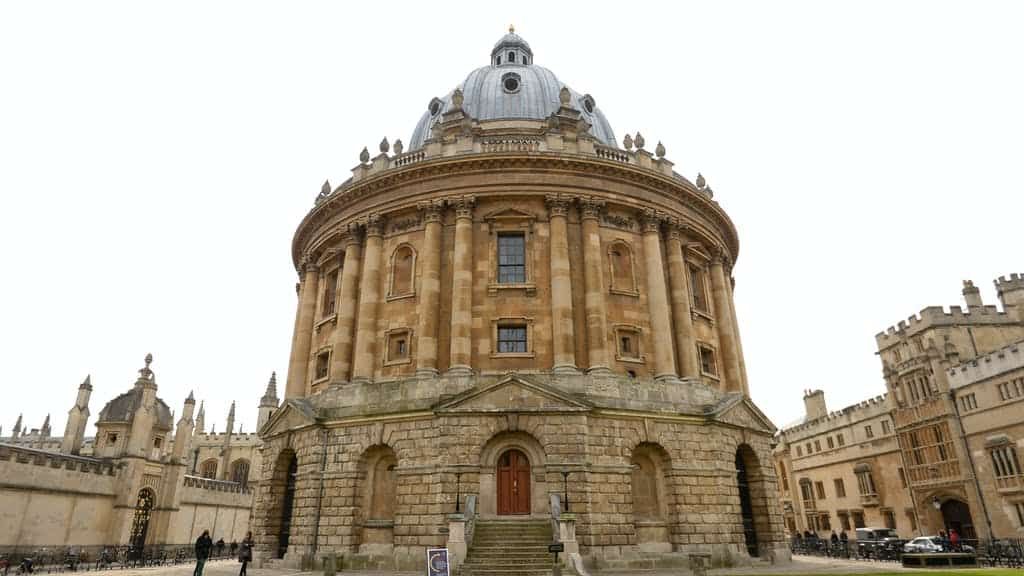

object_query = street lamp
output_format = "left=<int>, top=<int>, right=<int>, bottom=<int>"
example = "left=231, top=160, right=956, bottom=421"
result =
left=561, top=470, right=571, bottom=512
left=455, top=471, right=463, bottom=513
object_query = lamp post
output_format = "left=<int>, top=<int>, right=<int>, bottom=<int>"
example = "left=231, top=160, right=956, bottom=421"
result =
left=561, top=470, right=571, bottom=512
left=455, top=471, right=463, bottom=513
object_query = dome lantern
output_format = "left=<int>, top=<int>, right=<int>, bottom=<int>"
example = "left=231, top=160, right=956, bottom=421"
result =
left=491, top=25, right=532, bottom=66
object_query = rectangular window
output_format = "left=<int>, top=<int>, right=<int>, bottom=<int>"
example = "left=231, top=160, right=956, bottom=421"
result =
left=386, top=329, right=411, bottom=363
left=800, top=481, right=814, bottom=503
left=497, top=233, right=526, bottom=284
left=865, top=425, right=874, bottom=439
left=960, top=393, right=978, bottom=411
left=837, top=433, right=845, bottom=446
left=999, top=381, right=1011, bottom=401
left=815, top=481, right=826, bottom=499
left=796, top=445, right=803, bottom=457
left=315, top=350, right=330, bottom=380
left=834, top=478, right=846, bottom=498
left=322, top=269, right=338, bottom=316
left=819, top=513, right=831, bottom=531
left=881, top=420, right=890, bottom=435
left=856, top=471, right=876, bottom=495
left=806, top=442, right=812, bottom=455
left=698, top=345, right=717, bottom=376
left=827, top=436, right=834, bottom=449
left=689, top=265, right=708, bottom=312
left=779, top=463, right=789, bottom=491
left=838, top=511, right=851, bottom=531
left=814, top=440, right=821, bottom=452
left=898, top=467, right=907, bottom=488
left=497, top=325, right=528, bottom=353
left=991, top=446, right=1021, bottom=478
left=852, top=511, right=865, bottom=528
left=616, top=327, right=642, bottom=360
left=883, top=509, right=896, bottom=529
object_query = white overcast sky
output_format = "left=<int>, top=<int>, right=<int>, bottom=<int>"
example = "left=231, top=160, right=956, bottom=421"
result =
left=1, top=1, right=1021, bottom=438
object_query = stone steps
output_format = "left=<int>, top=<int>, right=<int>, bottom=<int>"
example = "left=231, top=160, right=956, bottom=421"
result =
left=461, top=519, right=555, bottom=576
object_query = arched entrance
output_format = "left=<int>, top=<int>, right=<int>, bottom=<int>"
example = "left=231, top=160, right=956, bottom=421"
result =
left=736, top=451, right=759, bottom=556
left=128, top=488, right=154, bottom=558
left=277, top=454, right=298, bottom=559
left=497, top=449, right=531, bottom=515
left=940, top=499, right=975, bottom=540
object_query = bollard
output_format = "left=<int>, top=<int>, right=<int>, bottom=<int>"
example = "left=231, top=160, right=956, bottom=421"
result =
left=320, top=551, right=337, bottom=576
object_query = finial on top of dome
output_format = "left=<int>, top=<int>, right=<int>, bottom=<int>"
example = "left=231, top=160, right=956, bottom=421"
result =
left=696, top=172, right=706, bottom=189
left=317, top=180, right=331, bottom=204
left=509, top=24, right=515, bottom=34
left=634, top=132, right=645, bottom=150
left=623, top=134, right=633, bottom=150
left=379, top=138, right=390, bottom=154
left=359, top=147, right=370, bottom=163
left=393, top=139, right=404, bottom=155
left=655, top=141, right=666, bottom=158
left=559, top=86, right=571, bottom=107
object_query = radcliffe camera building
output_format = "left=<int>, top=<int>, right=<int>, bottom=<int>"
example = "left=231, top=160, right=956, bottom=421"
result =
left=256, top=30, right=787, bottom=571
left=774, top=275, right=1024, bottom=542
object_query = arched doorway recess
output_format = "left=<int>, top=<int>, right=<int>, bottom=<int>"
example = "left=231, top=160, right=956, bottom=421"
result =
left=497, top=449, right=531, bottom=515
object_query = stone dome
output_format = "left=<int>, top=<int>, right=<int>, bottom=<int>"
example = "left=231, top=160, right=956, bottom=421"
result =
left=409, top=31, right=617, bottom=150
left=97, top=388, right=173, bottom=430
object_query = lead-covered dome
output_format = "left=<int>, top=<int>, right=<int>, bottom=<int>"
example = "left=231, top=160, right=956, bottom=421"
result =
left=409, top=30, right=617, bottom=150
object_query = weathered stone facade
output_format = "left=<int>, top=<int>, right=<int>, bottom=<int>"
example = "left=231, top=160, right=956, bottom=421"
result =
left=773, top=274, right=1024, bottom=542
left=257, top=31, right=787, bottom=571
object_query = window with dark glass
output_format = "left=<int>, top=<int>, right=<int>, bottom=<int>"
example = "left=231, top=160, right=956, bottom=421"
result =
left=497, top=233, right=526, bottom=283
left=322, top=270, right=338, bottom=316
left=315, top=350, right=330, bottom=380
left=689, top=265, right=708, bottom=312
left=698, top=345, right=717, bottom=376
left=497, top=325, right=527, bottom=353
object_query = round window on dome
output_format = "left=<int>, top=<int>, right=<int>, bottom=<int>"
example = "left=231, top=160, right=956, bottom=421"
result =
left=428, top=97, right=444, bottom=116
left=502, top=72, right=521, bottom=94
left=581, top=94, right=596, bottom=114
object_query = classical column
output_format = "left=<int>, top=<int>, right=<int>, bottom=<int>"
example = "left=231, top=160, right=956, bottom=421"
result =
left=330, top=226, right=363, bottom=382
left=666, top=223, right=699, bottom=379
left=447, top=195, right=475, bottom=376
left=546, top=195, right=577, bottom=373
left=579, top=197, right=610, bottom=373
left=286, top=258, right=319, bottom=398
left=416, top=200, right=444, bottom=376
left=352, top=215, right=384, bottom=381
left=710, top=250, right=742, bottom=392
left=640, top=210, right=677, bottom=381
left=726, top=271, right=750, bottom=395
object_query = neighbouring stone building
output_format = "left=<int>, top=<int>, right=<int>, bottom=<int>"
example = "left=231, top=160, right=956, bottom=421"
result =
left=774, top=274, right=1024, bottom=542
left=0, top=356, right=278, bottom=548
left=256, top=30, right=788, bottom=572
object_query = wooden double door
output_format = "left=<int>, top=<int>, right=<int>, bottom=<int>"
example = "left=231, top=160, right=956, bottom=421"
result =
left=497, top=449, right=531, bottom=515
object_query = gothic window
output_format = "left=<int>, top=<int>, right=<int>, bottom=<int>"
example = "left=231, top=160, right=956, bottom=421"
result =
left=497, top=233, right=526, bottom=284
left=827, top=436, right=834, bottom=449
left=230, top=459, right=251, bottom=486
left=865, top=425, right=874, bottom=439
left=814, top=440, right=821, bottom=452
left=960, top=393, right=978, bottom=411
left=389, top=245, right=415, bottom=298
left=322, top=269, right=338, bottom=316
left=990, top=444, right=1021, bottom=478
left=608, top=241, right=637, bottom=295
left=837, top=433, right=845, bottom=446
left=796, top=445, right=803, bottom=457
left=200, top=459, right=218, bottom=479
left=854, top=464, right=876, bottom=495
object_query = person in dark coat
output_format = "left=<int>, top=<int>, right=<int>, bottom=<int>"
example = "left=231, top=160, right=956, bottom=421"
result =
left=194, top=530, right=213, bottom=576
left=238, top=532, right=254, bottom=576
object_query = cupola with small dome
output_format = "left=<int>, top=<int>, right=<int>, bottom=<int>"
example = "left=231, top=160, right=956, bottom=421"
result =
left=409, top=28, right=616, bottom=149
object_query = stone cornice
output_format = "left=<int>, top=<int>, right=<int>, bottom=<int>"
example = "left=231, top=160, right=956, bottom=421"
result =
left=292, top=152, right=740, bottom=269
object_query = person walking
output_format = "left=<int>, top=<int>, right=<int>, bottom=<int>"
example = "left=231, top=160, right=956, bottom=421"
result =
left=238, top=532, right=254, bottom=576
left=194, top=530, right=213, bottom=576
left=949, top=528, right=960, bottom=551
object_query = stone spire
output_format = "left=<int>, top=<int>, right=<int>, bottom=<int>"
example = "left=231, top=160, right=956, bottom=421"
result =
left=226, top=402, right=236, bottom=435
left=12, top=414, right=22, bottom=439
left=219, top=401, right=237, bottom=480
left=41, top=414, right=51, bottom=437
left=258, top=372, right=281, bottom=431
left=194, top=401, right=205, bottom=435
left=61, top=375, right=93, bottom=455
left=172, top=391, right=196, bottom=463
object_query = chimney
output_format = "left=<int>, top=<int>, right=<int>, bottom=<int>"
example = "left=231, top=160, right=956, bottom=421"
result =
left=803, top=389, right=827, bottom=421
left=962, top=280, right=983, bottom=308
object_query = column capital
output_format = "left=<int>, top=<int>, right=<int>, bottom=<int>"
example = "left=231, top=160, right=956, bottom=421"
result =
left=417, top=199, right=445, bottom=223
left=640, top=208, right=667, bottom=234
left=665, top=218, right=693, bottom=243
left=578, top=196, right=605, bottom=220
left=341, top=222, right=364, bottom=245
left=299, top=253, right=320, bottom=274
left=545, top=194, right=573, bottom=217
left=710, top=246, right=731, bottom=269
left=363, top=214, right=385, bottom=237
left=451, top=195, right=475, bottom=220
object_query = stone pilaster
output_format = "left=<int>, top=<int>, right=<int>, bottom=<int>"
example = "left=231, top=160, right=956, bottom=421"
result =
left=447, top=196, right=475, bottom=375
left=710, top=250, right=742, bottom=392
left=330, top=227, right=363, bottom=382
left=416, top=200, right=444, bottom=376
left=352, top=215, right=385, bottom=381
left=286, top=258, right=319, bottom=398
left=579, top=197, right=610, bottom=373
left=666, top=223, right=699, bottom=379
left=546, top=194, right=577, bottom=373
left=640, top=210, right=677, bottom=381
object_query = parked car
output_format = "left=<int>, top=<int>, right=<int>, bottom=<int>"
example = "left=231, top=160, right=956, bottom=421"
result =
left=903, top=536, right=975, bottom=554
left=855, top=527, right=903, bottom=558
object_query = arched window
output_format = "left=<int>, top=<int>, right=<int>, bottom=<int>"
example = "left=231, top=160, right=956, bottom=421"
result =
left=129, top=488, right=155, bottom=555
left=608, top=241, right=637, bottom=295
left=200, top=458, right=218, bottom=479
left=389, top=245, right=415, bottom=297
left=230, top=459, right=251, bottom=486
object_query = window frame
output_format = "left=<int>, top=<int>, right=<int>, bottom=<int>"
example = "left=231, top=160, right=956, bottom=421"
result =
left=313, top=348, right=331, bottom=383
left=383, top=327, right=414, bottom=366
left=490, top=317, right=535, bottom=358
left=697, top=342, right=719, bottom=379
left=607, top=239, right=640, bottom=297
left=485, top=209, right=537, bottom=295
left=386, top=243, right=418, bottom=301
left=614, top=324, right=644, bottom=364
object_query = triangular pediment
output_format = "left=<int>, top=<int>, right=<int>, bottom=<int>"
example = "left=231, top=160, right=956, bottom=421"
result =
left=436, top=374, right=591, bottom=413
left=259, top=399, right=317, bottom=438
left=711, top=394, right=776, bottom=434
left=483, top=208, right=536, bottom=222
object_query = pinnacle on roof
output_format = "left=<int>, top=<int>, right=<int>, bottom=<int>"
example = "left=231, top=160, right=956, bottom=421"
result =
left=261, top=371, right=280, bottom=406
left=81, top=374, right=92, bottom=390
